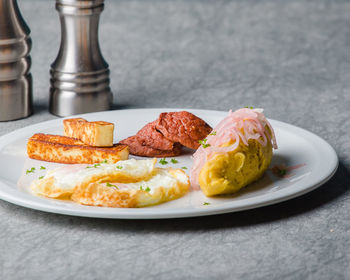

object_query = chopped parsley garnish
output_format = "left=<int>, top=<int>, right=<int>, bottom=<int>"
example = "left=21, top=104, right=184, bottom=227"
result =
left=88, top=162, right=111, bottom=168
left=181, top=166, right=188, bottom=170
left=244, top=106, right=254, bottom=109
left=40, top=166, right=46, bottom=170
left=140, top=186, right=151, bottom=192
left=209, top=131, right=217, bottom=136
left=159, top=158, right=168, bottom=165
left=106, top=182, right=118, bottom=189
left=38, top=176, right=44, bottom=180
left=116, top=166, right=123, bottom=170
left=171, top=158, right=179, bottom=164
left=198, top=138, right=211, bottom=148
left=279, top=169, right=287, bottom=176
left=271, top=165, right=288, bottom=178
left=203, top=202, right=210, bottom=205
left=26, top=167, right=35, bottom=174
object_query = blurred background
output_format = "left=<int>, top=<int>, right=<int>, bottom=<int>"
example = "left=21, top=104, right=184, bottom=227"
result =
left=20, top=0, right=349, bottom=121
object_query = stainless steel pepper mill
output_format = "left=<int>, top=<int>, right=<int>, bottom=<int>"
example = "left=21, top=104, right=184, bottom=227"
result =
left=0, top=0, right=32, bottom=121
left=49, top=0, right=112, bottom=117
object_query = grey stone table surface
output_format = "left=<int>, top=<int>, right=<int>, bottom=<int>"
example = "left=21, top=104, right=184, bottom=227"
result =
left=0, top=0, right=349, bottom=279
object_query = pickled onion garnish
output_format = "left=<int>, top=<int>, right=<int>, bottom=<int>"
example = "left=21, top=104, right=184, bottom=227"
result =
left=190, top=108, right=277, bottom=189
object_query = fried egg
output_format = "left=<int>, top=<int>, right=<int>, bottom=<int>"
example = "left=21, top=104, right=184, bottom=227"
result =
left=31, top=158, right=157, bottom=198
left=72, top=168, right=189, bottom=208
left=30, top=158, right=190, bottom=208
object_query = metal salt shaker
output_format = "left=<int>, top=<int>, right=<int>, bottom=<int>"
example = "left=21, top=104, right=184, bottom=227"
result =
left=50, top=0, right=112, bottom=117
left=0, top=0, right=32, bottom=121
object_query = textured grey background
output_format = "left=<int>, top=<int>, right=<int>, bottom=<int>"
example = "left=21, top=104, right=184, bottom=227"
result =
left=0, top=0, right=350, bottom=279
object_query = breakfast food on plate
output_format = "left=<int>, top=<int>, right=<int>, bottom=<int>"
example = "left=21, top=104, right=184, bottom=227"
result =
left=30, top=159, right=190, bottom=208
left=27, top=133, right=128, bottom=164
left=63, top=118, right=114, bottom=147
left=120, top=111, right=212, bottom=157
left=190, top=108, right=277, bottom=196
left=26, top=109, right=278, bottom=208
left=120, top=136, right=182, bottom=157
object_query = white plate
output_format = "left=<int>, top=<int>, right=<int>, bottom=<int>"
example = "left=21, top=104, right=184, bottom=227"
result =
left=0, top=109, right=338, bottom=219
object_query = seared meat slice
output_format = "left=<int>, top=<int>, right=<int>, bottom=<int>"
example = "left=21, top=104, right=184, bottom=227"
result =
left=120, top=136, right=182, bottom=157
left=155, top=111, right=212, bottom=150
left=136, top=121, right=174, bottom=151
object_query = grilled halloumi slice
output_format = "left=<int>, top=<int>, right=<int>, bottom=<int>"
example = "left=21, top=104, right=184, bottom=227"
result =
left=63, top=118, right=114, bottom=147
left=27, top=133, right=129, bottom=164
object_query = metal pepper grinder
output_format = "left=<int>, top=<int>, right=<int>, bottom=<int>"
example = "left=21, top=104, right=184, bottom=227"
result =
left=49, top=0, right=112, bottom=117
left=0, top=0, right=32, bottom=121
